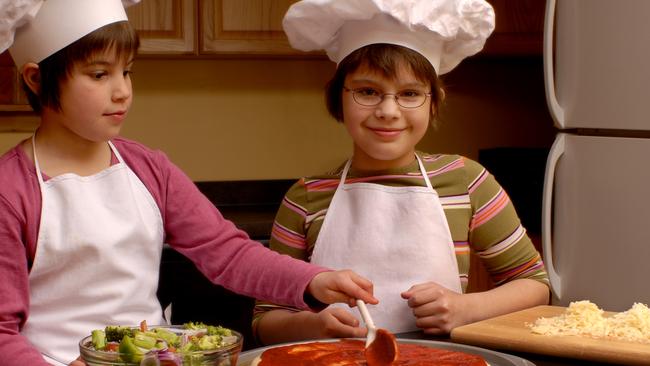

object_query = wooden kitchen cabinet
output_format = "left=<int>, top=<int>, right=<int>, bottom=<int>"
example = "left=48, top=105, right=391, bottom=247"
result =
left=0, top=51, right=30, bottom=112
left=132, top=0, right=317, bottom=56
left=130, top=0, right=314, bottom=56
left=126, top=0, right=197, bottom=55
left=483, top=0, right=546, bottom=56
left=0, top=0, right=545, bottom=111
left=199, top=0, right=315, bottom=56
left=198, top=0, right=545, bottom=57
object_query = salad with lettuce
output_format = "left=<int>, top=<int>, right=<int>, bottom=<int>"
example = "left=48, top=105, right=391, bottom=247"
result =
left=82, top=321, right=240, bottom=365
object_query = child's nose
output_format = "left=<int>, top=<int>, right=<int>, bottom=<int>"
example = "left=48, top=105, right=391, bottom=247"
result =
left=374, top=94, right=401, bottom=119
left=112, top=78, right=131, bottom=101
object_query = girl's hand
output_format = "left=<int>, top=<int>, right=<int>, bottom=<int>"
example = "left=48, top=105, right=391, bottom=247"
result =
left=401, top=281, right=469, bottom=335
left=308, top=270, right=377, bottom=307
left=68, top=356, right=86, bottom=366
left=306, top=307, right=368, bottom=339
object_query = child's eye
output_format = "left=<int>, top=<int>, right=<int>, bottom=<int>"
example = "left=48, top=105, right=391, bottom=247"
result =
left=355, top=88, right=380, bottom=97
left=398, top=90, right=423, bottom=98
left=91, top=71, right=108, bottom=80
left=123, top=70, right=133, bottom=77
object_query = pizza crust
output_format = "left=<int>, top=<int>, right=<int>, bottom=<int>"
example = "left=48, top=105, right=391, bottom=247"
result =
left=250, top=354, right=261, bottom=366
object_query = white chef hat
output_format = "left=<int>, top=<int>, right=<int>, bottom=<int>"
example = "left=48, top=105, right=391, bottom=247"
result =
left=282, top=0, right=495, bottom=75
left=2, top=0, right=140, bottom=68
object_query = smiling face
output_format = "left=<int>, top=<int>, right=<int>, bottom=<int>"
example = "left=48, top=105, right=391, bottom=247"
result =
left=324, top=44, right=443, bottom=171
left=342, top=62, right=434, bottom=171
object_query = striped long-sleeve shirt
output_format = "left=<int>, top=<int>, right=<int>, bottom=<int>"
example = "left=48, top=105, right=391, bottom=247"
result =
left=253, top=152, right=549, bottom=332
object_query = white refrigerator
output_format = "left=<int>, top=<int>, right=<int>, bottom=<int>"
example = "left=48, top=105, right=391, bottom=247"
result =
left=542, top=0, right=650, bottom=312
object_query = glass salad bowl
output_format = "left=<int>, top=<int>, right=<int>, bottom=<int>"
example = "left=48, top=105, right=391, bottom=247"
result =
left=79, top=322, right=242, bottom=366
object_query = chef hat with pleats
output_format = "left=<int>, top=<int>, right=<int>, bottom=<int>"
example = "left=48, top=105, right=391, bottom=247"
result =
left=283, top=0, right=495, bottom=75
left=2, top=0, right=140, bottom=68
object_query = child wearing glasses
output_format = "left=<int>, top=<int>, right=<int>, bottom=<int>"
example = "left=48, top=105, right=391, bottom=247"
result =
left=0, top=1, right=378, bottom=364
left=253, top=0, right=550, bottom=345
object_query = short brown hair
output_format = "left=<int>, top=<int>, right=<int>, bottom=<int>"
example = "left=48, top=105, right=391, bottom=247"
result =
left=325, top=44, right=444, bottom=124
left=22, top=21, right=139, bottom=113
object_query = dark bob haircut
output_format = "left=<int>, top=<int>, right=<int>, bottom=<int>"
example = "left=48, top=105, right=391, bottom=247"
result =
left=22, top=21, right=140, bottom=113
left=325, top=44, right=445, bottom=124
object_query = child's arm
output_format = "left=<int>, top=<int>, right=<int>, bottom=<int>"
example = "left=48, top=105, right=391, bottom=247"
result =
left=255, top=307, right=366, bottom=345
left=160, top=173, right=375, bottom=308
left=401, top=278, right=549, bottom=334
left=0, top=197, right=55, bottom=366
left=251, top=177, right=375, bottom=345
left=253, top=268, right=378, bottom=345
left=399, top=158, right=550, bottom=333
left=130, top=144, right=375, bottom=309
left=251, top=270, right=378, bottom=344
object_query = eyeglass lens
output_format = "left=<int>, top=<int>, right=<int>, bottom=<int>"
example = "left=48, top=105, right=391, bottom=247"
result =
left=349, top=88, right=429, bottom=108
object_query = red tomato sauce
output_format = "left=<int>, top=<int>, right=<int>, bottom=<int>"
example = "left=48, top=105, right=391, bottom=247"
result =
left=258, top=339, right=487, bottom=366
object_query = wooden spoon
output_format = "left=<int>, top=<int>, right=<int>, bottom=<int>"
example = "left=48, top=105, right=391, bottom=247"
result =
left=356, top=300, right=399, bottom=366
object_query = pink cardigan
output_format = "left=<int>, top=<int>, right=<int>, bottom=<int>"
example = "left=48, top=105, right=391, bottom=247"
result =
left=0, top=137, right=326, bottom=365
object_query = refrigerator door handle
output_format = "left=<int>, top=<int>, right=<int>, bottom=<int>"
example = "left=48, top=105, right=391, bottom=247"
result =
left=542, top=133, right=565, bottom=299
left=543, top=0, right=565, bottom=129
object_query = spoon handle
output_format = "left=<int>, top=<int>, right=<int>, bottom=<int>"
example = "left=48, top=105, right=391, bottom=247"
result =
left=356, top=299, right=378, bottom=347
left=356, top=300, right=376, bottom=329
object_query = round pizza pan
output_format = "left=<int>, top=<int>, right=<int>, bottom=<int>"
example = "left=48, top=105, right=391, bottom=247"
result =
left=237, top=338, right=535, bottom=366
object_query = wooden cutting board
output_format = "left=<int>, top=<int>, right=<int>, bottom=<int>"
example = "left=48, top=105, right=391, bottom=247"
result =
left=450, top=305, right=650, bottom=365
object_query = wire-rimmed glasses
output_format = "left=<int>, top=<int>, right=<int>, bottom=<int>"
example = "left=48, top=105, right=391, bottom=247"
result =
left=343, top=86, right=431, bottom=108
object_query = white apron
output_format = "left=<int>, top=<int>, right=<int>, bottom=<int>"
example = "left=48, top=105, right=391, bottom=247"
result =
left=21, top=136, right=165, bottom=364
left=311, top=155, right=462, bottom=333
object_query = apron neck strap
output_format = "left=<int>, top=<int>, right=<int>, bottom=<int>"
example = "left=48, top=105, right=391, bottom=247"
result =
left=338, top=153, right=434, bottom=190
left=31, top=134, right=124, bottom=185
left=107, top=140, right=125, bottom=164
left=31, top=134, right=45, bottom=186
left=415, top=154, right=434, bottom=190
left=337, top=159, right=353, bottom=190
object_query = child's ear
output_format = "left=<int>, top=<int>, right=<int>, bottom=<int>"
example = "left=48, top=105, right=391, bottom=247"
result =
left=20, top=62, right=41, bottom=95
left=429, top=88, right=445, bottom=128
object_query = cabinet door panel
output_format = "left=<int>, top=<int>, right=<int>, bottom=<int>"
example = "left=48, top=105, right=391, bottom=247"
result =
left=200, top=0, right=319, bottom=56
left=200, top=0, right=543, bottom=56
left=127, top=0, right=196, bottom=55
left=0, top=51, right=31, bottom=112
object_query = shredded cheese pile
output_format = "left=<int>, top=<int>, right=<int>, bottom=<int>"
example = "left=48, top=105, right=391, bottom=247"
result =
left=530, top=300, right=650, bottom=343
